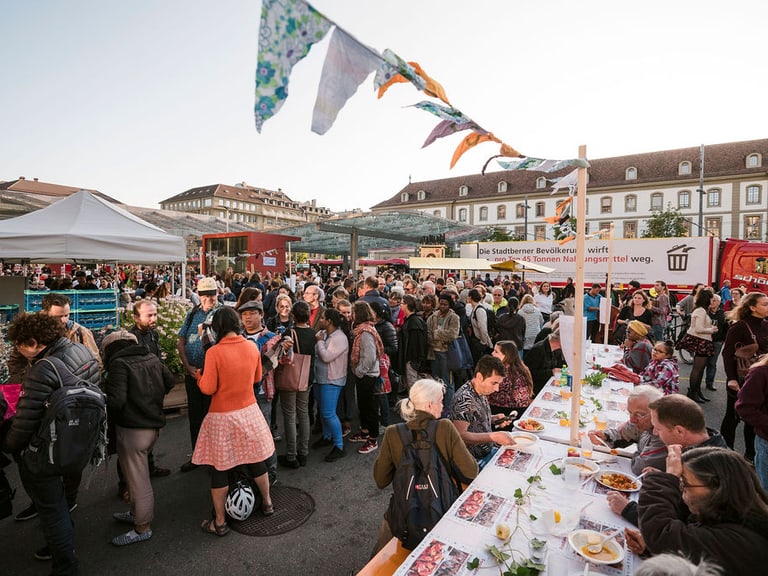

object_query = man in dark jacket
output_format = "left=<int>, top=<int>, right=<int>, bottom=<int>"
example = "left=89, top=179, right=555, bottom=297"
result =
left=359, top=276, right=391, bottom=321
left=523, top=329, right=564, bottom=395
left=2, top=313, right=99, bottom=575
left=496, top=296, right=525, bottom=350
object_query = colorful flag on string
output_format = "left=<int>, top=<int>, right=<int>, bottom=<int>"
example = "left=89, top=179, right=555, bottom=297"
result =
left=312, top=28, right=382, bottom=135
left=496, top=157, right=589, bottom=172
left=254, top=0, right=333, bottom=132
left=374, top=50, right=449, bottom=104
left=550, top=169, right=579, bottom=193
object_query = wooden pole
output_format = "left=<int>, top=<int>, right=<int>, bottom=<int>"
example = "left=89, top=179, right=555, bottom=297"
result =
left=603, top=222, right=615, bottom=345
left=570, top=145, right=588, bottom=446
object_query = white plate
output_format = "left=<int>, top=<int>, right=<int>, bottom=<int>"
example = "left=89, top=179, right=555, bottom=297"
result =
left=508, top=431, right=538, bottom=446
left=513, top=418, right=545, bottom=432
left=568, top=529, right=625, bottom=565
left=595, top=470, right=642, bottom=492
left=562, top=457, right=599, bottom=478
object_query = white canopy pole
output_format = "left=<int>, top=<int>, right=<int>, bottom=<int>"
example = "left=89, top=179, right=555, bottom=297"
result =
left=603, top=223, right=615, bottom=345
left=569, top=145, right=588, bottom=446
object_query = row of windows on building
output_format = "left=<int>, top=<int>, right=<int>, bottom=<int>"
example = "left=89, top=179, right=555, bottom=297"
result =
left=166, top=196, right=306, bottom=213
left=440, top=185, right=762, bottom=224
left=478, top=215, right=762, bottom=241
left=403, top=154, right=765, bottom=203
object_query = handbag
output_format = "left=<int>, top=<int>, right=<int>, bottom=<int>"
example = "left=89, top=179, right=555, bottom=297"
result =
left=735, top=324, right=763, bottom=378
left=375, top=353, right=392, bottom=395
left=274, top=329, right=312, bottom=392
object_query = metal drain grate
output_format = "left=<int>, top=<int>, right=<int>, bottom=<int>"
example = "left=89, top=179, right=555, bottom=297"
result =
left=228, top=485, right=315, bottom=537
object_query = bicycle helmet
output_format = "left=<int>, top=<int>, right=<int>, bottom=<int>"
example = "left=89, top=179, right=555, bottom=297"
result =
left=225, top=480, right=255, bottom=521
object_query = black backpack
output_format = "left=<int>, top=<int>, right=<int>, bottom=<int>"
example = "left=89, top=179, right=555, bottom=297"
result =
left=472, top=305, right=498, bottom=344
left=385, top=421, right=462, bottom=550
left=22, top=356, right=107, bottom=477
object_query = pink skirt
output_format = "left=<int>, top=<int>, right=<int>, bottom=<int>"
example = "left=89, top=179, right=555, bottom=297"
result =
left=192, top=402, right=275, bottom=471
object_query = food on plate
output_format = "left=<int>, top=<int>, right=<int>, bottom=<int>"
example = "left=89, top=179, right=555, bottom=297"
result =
left=599, top=472, right=638, bottom=491
left=567, top=447, right=579, bottom=457
left=553, top=510, right=561, bottom=524
left=514, top=418, right=544, bottom=431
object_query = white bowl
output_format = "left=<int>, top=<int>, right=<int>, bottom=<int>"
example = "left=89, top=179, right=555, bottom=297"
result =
left=562, top=457, right=599, bottom=478
left=508, top=431, right=538, bottom=447
left=568, top=529, right=625, bottom=564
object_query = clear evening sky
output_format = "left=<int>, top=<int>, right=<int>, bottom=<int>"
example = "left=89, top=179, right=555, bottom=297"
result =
left=1, top=0, right=765, bottom=212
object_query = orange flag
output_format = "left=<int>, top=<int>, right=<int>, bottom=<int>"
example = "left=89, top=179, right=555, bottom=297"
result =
left=451, top=132, right=500, bottom=169
left=377, top=61, right=450, bottom=105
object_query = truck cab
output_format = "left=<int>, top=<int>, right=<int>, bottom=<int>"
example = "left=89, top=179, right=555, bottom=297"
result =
left=719, top=238, right=768, bottom=295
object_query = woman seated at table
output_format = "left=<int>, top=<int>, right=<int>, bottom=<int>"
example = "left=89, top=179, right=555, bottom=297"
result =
left=626, top=445, right=768, bottom=576
left=622, top=320, right=653, bottom=374
left=488, top=340, right=533, bottom=419
left=372, top=378, right=478, bottom=555
left=639, top=340, right=679, bottom=394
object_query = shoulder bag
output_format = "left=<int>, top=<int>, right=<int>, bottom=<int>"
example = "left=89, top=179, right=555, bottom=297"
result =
left=274, top=329, right=312, bottom=392
left=735, top=323, right=763, bottom=378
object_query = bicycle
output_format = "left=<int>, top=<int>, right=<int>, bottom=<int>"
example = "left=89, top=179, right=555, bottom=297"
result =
left=663, top=313, right=694, bottom=365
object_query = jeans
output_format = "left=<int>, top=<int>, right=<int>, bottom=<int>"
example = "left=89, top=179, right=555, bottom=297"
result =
left=316, top=383, right=344, bottom=449
left=755, top=435, right=768, bottom=491
left=19, top=465, right=78, bottom=575
left=705, top=341, right=724, bottom=388
left=337, top=368, right=357, bottom=423
left=279, top=388, right=310, bottom=459
left=185, top=373, right=211, bottom=450
left=116, top=426, right=158, bottom=526
left=377, top=394, right=390, bottom=427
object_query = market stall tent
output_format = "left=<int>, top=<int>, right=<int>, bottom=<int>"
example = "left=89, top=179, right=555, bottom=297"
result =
left=0, top=190, right=185, bottom=262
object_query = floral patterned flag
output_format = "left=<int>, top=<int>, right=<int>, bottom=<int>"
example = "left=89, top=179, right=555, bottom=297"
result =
left=254, top=0, right=333, bottom=132
left=496, top=157, right=589, bottom=172
left=311, top=28, right=382, bottom=135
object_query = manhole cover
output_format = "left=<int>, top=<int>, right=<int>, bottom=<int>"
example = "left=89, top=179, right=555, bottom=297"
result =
left=228, top=484, right=315, bottom=537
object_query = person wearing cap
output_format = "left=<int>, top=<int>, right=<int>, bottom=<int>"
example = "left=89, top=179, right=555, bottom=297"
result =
left=177, top=276, right=221, bottom=472
left=102, top=330, right=176, bottom=546
left=622, top=320, right=654, bottom=374
left=238, top=299, right=287, bottom=483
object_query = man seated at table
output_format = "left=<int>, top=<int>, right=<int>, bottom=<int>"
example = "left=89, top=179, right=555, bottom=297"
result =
left=589, top=385, right=666, bottom=476
left=601, top=393, right=727, bottom=525
left=449, top=355, right=516, bottom=469
left=523, top=329, right=564, bottom=395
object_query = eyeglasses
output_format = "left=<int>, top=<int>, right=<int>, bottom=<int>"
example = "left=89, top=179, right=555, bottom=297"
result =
left=679, top=477, right=708, bottom=490
left=628, top=411, right=651, bottom=420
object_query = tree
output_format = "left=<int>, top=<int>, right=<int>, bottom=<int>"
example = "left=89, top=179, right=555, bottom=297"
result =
left=641, top=203, right=689, bottom=238
left=485, top=227, right=519, bottom=242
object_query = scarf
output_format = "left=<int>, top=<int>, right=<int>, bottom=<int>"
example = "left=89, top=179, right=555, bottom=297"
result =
left=351, top=321, right=384, bottom=368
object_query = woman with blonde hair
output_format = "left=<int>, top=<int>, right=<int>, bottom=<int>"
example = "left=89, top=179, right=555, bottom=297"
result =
left=372, top=379, right=478, bottom=554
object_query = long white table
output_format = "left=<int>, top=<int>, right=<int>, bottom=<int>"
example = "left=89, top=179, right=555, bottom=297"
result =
left=393, top=438, right=643, bottom=576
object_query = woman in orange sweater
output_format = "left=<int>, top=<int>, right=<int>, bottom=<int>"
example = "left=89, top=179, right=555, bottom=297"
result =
left=192, top=307, right=275, bottom=536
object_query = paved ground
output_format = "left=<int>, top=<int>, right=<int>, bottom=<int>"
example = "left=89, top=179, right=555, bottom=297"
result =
left=1, top=358, right=744, bottom=576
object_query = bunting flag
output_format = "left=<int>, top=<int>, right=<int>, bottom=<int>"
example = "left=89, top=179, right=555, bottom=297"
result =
left=496, top=157, right=590, bottom=172
left=410, top=101, right=473, bottom=124
left=254, top=0, right=332, bottom=132
left=312, top=28, right=382, bottom=135
left=450, top=132, right=501, bottom=169
left=550, top=168, right=579, bottom=193
left=422, top=120, right=475, bottom=148
left=374, top=50, right=449, bottom=104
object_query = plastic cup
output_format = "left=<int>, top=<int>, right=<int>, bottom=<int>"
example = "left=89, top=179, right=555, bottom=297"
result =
left=596, top=411, right=608, bottom=431
left=564, top=465, right=580, bottom=490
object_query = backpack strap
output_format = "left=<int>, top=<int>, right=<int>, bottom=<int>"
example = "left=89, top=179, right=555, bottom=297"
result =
left=181, top=304, right=201, bottom=337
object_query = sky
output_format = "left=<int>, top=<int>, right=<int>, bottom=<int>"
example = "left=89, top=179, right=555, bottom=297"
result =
left=2, top=0, right=767, bottom=214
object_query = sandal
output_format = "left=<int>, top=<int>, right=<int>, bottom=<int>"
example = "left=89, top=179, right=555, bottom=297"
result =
left=262, top=503, right=275, bottom=516
left=200, top=518, right=230, bottom=537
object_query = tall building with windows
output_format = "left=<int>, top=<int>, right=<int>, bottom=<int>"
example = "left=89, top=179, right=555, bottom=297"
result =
left=371, top=139, right=768, bottom=241
left=160, top=182, right=331, bottom=230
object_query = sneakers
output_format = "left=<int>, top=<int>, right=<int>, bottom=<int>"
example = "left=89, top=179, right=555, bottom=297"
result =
left=324, top=446, right=346, bottom=462
left=348, top=430, right=370, bottom=443
left=150, top=466, right=171, bottom=477
left=277, top=455, right=300, bottom=469
left=341, top=424, right=352, bottom=438
left=34, top=546, right=52, bottom=561
left=113, top=510, right=135, bottom=524
left=357, top=438, right=378, bottom=454
left=311, top=437, right=333, bottom=449
left=111, top=528, right=153, bottom=546
left=15, top=503, right=38, bottom=521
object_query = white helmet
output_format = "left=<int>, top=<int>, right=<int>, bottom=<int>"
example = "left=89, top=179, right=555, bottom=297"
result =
left=225, top=481, right=255, bottom=521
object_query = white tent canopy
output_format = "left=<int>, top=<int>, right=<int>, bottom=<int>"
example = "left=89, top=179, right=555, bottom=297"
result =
left=0, top=190, right=185, bottom=263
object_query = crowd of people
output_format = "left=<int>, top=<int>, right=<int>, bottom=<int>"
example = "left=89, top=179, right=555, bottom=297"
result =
left=2, top=263, right=768, bottom=575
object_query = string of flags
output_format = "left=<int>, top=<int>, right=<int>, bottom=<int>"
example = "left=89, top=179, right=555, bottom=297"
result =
left=202, top=249, right=279, bottom=265
left=253, top=0, right=591, bottom=239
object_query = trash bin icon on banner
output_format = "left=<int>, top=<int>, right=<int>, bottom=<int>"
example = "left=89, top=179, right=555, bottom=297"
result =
left=667, top=244, right=695, bottom=272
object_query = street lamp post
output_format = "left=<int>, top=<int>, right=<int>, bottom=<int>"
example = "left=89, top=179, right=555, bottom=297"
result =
left=697, top=144, right=705, bottom=237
